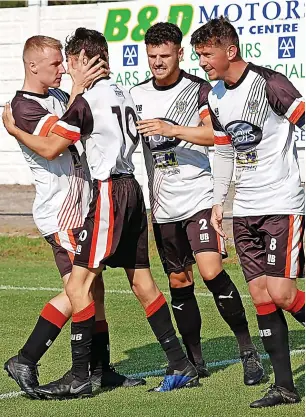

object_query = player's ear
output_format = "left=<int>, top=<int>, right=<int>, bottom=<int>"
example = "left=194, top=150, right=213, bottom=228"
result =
left=227, top=45, right=238, bottom=61
left=178, top=47, right=184, bottom=62
left=29, top=60, right=38, bottom=74
left=83, top=56, right=89, bottom=66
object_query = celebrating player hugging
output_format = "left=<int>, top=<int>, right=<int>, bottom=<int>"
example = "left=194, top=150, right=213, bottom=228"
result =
left=2, top=15, right=305, bottom=411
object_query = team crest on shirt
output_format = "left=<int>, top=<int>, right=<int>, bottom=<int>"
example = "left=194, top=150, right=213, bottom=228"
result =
left=111, top=84, right=125, bottom=98
left=248, top=99, right=259, bottom=114
left=175, top=100, right=188, bottom=114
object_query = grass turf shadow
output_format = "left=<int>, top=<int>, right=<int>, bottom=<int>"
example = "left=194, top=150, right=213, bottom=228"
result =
left=113, top=330, right=304, bottom=388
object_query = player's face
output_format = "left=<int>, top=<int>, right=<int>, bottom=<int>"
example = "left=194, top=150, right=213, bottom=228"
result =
left=195, top=44, right=230, bottom=81
left=146, top=42, right=183, bottom=84
left=66, top=54, right=78, bottom=73
left=35, top=47, right=66, bottom=88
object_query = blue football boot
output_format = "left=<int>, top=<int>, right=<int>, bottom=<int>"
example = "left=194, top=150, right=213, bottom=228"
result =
left=149, top=361, right=199, bottom=392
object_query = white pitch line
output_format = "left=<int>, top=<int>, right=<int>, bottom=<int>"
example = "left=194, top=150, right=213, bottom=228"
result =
left=0, top=349, right=304, bottom=400
left=0, top=285, right=251, bottom=299
left=0, top=391, right=23, bottom=400
left=128, top=349, right=305, bottom=378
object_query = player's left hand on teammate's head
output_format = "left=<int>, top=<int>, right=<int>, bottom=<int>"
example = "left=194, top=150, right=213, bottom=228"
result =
left=68, top=49, right=110, bottom=90
left=2, top=102, right=17, bottom=136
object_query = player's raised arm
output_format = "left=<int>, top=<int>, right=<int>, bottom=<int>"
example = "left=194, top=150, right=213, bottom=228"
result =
left=266, top=72, right=305, bottom=131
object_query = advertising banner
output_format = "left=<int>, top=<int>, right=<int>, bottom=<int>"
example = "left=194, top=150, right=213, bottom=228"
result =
left=98, top=0, right=305, bottom=146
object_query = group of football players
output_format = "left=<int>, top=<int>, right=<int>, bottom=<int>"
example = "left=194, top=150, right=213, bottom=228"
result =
left=2, top=16, right=305, bottom=409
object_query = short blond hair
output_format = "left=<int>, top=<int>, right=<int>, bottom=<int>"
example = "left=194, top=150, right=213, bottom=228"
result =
left=23, top=35, right=62, bottom=60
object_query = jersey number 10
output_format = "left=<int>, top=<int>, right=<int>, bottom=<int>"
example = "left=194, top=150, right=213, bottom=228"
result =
left=112, top=106, right=140, bottom=146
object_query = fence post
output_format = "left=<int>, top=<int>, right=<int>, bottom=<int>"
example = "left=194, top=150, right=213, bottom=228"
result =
left=27, top=3, right=41, bottom=36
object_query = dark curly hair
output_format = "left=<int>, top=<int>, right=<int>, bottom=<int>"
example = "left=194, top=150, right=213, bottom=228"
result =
left=145, top=22, right=182, bottom=46
left=190, top=16, right=240, bottom=56
left=65, top=27, right=108, bottom=61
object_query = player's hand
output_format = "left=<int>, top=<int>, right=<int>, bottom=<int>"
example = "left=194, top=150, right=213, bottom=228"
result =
left=68, top=49, right=110, bottom=90
left=211, top=204, right=228, bottom=240
left=2, top=103, right=18, bottom=137
left=136, top=119, right=175, bottom=137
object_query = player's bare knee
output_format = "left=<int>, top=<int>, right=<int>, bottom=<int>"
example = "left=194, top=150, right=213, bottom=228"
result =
left=267, top=278, right=298, bottom=309
left=65, top=279, right=88, bottom=302
left=248, top=276, right=271, bottom=305
left=128, top=268, right=158, bottom=297
left=269, top=291, right=296, bottom=309
left=169, top=271, right=192, bottom=288
left=200, top=267, right=223, bottom=282
left=133, top=278, right=155, bottom=296
left=65, top=282, right=78, bottom=300
left=196, top=252, right=223, bottom=281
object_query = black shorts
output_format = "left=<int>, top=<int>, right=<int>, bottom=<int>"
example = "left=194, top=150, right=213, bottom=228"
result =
left=74, top=175, right=150, bottom=270
left=233, top=215, right=305, bottom=282
left=153, top=208, right=227, bottom=275
left=45, top=228, right=81, bottom=277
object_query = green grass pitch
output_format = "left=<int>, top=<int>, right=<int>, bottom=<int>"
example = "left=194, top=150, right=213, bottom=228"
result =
left=0, top=236, right=304, bottom=417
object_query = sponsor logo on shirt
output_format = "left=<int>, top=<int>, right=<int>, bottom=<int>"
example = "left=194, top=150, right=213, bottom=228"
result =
left=267, top=254, right=276, bottom=265
left=200, top=233, right=210, bottom=243
left=152, top=149, right=178, bottom=169
left=226, top=121, right=262, bottom=152
left=144, top=118, right=180, bottom=150
left=236, top=150, right=258, bottom=166
left=278, top=36, right=295, bottom=59
left=123, top=45, right=138, bottom=66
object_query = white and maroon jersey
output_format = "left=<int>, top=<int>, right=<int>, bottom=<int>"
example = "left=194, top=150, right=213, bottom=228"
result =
left=130, top=70, right=213, bottom=223
left=51, top=78, right=139, bottom=181
left=209, top=63, right=305, bottom=216
left=12, top=89, right=91, bottom=236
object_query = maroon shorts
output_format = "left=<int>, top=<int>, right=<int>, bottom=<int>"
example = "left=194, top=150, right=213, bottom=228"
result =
left=153, top=208, right=227, bottom=275
left=45, top=228, right=81, bottom=277
left=74, top=175, right=149, bottom=270
left=233, top=215, right=305, bottom=282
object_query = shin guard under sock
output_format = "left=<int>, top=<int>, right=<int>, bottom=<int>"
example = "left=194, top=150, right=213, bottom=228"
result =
left=146, top=293, right=188, bottom=370
left=256, top=303, right=294, bottom=391
left=170, top=284, right=203, bottom=364
left=71, top=301, right=95, bottom=381
left=205, top=270, right=254, bottom=352
left=20, top=303, right=69, bottom=364
left=91, top=320, right=110, bottom=372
